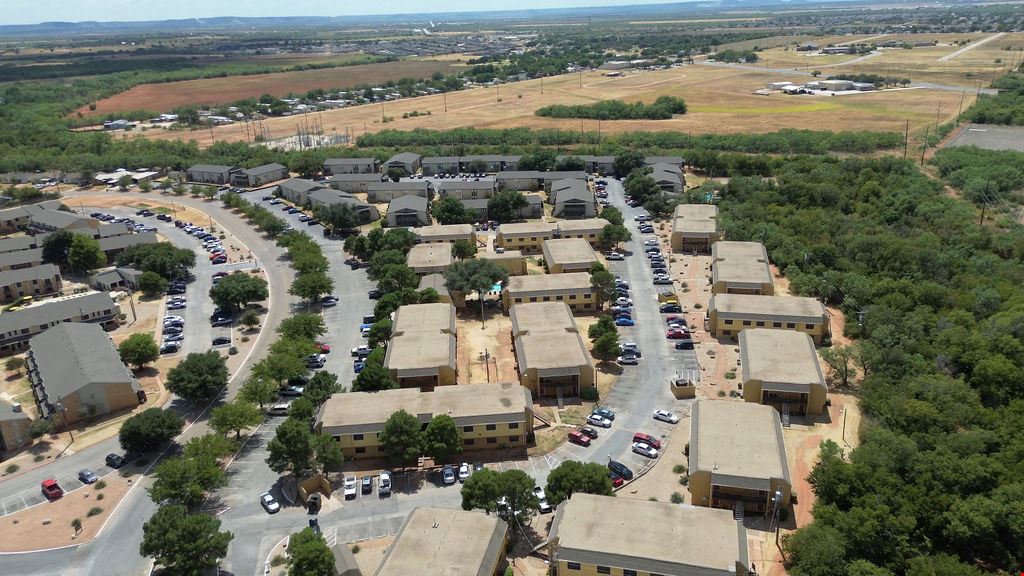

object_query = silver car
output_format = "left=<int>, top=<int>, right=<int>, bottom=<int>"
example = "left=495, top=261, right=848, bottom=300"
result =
left=260, top=493, right=280, bottom=514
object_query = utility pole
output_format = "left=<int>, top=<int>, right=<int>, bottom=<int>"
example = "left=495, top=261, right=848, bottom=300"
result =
left=934, top=104, right=941, bottom=134
left=956, top=89, right=966, bottom=122
left=920, top=125, right=929, bottom=166
left=540, top=76, right=543, bottom=94
left=903, top=119, right=909, bottom=159
left=381, top=101, right=385, bottom=123
left=443, top=92, right=447, bottom=113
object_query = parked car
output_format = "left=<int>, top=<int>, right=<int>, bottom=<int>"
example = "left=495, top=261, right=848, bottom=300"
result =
left=592, top=407, right=615, bottom=421
left=632, top=442, right=659, bottom=459
left=162, top=333, right=184, bottom=342
left=368, top=288, right=384, bottom=299
left=211, top=256, right=227, bottom=264
left=614, top=317, right=635, bottom=327
left=664, top=315, right=686, bottom=325
left=105, top=453, right=127, bottom=469
left=568, top=430, right=591, bottom=446
left=675, top=340, right=694, bottom=350
left=163, top=326, right=183, bottom=335
left=212, top=336, right=231, bottom=346
left=159, top=342, right=181, bottom=354
left=343, top=476, right=358, bottom=499
left=606, top=252, right=624, bottom=261
left=653, top=409, right=680, bottom=424
left=660, top=303, right=682, bottom=313
left=353, top=361, right=366, bottom=373
left=378, top=471, right=392, bottom=497
left=653, top=277, right=673, bottom=285
left=351, top=344, right=372, bottom=357
left=212, top=271, right=229, bottom=279
left=617, top=354, right=639, bottom=365
left=268, top=403, right=290, bottom=416
left=320, top=295, right=339, bottom=307
left=280, top=386, right=304, bottom=397
left=619, top=342, right=641, bottom=358
left=260, top=493, right=281, bottom=514
left=633, top=432, right=662, bottom=450
left=41, top=479, right=63, bottom=500
left=666, top=328, right=687, bottom=339
left=587, top=414, right=612, bottom=428
left=458, top=463, right=471, bottom=483
left=306, top=354, right=326, bottom=369
left=442, top=465, right=456, bottom=485
left=211, top=317, right=232, bottom=327
left=78, top=469, right=99, bottom=484
left=608, top=471, right=624, bottom=487
left=361, top=475, right=373, bottom=494
left=607, top=460, right=634, bottom=480
left=579, top=426, right=599, bottom=439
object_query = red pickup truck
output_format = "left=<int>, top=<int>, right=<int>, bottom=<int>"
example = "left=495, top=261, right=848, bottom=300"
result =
left=41, top=479, right=63, bottom=500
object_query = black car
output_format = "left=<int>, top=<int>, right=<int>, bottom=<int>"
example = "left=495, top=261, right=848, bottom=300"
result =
left=675, top=340, right=694, bottom=350
left=212, top=336, right=231, bottom=346
left=578, top=426, right=599, bottom=439
left=262, top=195, right=275, bottom=201
left=660, top=304, right=682, bottom=313
left=361, top=475, right=373, bottom=494
left=608, top=460, right=634, bottom=480
left=288, top=375, right=310, bottom=387
left=157, top=214, right=173, bottom=222
left=166, top=287, right=186, bottom=295
left=211, top=317, right=232, bottom=327
left=368, top=289, right=384, bottom=299
left=105, top=453, right=127, bottom=469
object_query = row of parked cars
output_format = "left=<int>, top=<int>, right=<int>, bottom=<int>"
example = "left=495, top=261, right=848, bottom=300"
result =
left=90, top=211, right=158, bottom=233
left=174, top=221, right=229, bottom=264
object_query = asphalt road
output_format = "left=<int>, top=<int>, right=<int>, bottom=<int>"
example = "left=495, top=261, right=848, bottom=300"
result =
left=0, top=192, right=297, bottom=576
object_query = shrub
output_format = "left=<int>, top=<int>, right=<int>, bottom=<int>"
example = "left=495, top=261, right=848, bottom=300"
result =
left=678, top=475, right=689, bottom=486
left=270, top=555, right=286, bottom=567
left=579, top=387, right=599, bottom=402
left=96, top=493, right=104, bottom=501
left=29, top=418, right=53, bottom=439
left=693, top=303, right=702, bottom=309
left=33, top=455, right=45, bottom=462
left=672, top=464, right=686, bottom=474
left=648, top=497, right=658, bottom=501
left=717, top=390, right=727, bottom=397
left=71, top=518, right=82, bottom=532
left=4, top=463, right=18, bottom=474
left=87, top=507, right=103, bottom=517
left=724, top=371, right=736, bottom=380
left=228, top=346, right=238, bottom=355
left=241, top=336, right=250, bottom=343
left=671, top=492, right=684, bottom=504
left=95, top=480, right=107, bottom=490
left=351, top=545, right=361, bottom=554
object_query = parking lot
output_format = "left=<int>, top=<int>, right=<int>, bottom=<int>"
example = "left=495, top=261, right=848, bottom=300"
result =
left=0, top=457, right=122, bottom=518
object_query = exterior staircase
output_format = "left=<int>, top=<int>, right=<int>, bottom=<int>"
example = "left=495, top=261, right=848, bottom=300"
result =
left=733, top=501, right=744, bottom=520
left=781, top=403, right=791, bottom=428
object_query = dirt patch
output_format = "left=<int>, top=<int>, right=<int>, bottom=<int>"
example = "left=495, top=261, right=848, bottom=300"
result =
left=352, top=536, right=392, bottom=575
left=0, top=474, right=132, bottom=552
left=455, top=305, right=516, bottom=385
left=79, top=60, right=460, bottom=116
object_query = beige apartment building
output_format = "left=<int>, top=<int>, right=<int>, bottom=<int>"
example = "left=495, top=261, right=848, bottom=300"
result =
left=740, top=328, right=828, bottom=415
left=711, top=241, right=775, bottom=295
left=554, top=218, right=608, bottom=247
left=315, top=381, right=533, bottom=458
left=502, top=272, right=595, bottom=312
left=542, top=238, right=598, bottom=274
left=406, top=243, right=454, bottom=275
left=414, top=224, right=476, bottom=244
left=670, top=204, right=721, bottom=253
left=0, top=264, right=62, bottom=304
left=495, top=222, right=556, bottom=253
left=382, top=303, right=457, bottom=388
left=479, top=250, right=527, bottom=276
left=375, top=507, right=508, bottom=576
left=707, top=294, right=830, bottom=343
left=510, top=302, right=595, bottom=398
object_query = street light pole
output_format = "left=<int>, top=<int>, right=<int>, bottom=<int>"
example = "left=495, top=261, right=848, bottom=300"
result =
left=55, top=395, right=74, bottom=444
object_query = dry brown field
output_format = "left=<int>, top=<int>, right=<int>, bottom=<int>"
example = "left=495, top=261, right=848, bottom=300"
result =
left=78, top=59, right=460, bottom=116
left=134, top=62, right=973, bottom=148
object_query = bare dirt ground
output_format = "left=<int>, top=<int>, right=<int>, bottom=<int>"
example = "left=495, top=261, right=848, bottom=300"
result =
left=352, top=537, right=391, bottom=574
left=132, top=63, right=972, bottom=148
left=76, top=60, right=460, bottom=116
left=456, top=304, right=517, bottom=385
left=0, top=474, right=132, bottom=552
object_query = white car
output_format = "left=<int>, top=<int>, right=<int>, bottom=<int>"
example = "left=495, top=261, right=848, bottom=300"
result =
left=606, top=252, right=624, bottom=261
left=617, top=354, right=639, bottom=365
left=378, top=471, right=392, bottom=496
left=653, top=409, right=680, bottom=424
left=442, top=465, right=456, bottom=485
left=343, top=476, right=357, bottom=499
left=616, top=297, right=633, bottom=306
left=351, top=345, right=372, bottom=357
left=643, top=239, right=659, bottom=246
left=632, top=442, right=659, bottom=459
left=260, top=493, right=280, bottom=514
left=458, top=463, right=471, bottom=483
left=164, top=315, right=184, bottom=322
left=587, top=414, right=612, bottom=428
left=532, top=486, right=546, bottom=501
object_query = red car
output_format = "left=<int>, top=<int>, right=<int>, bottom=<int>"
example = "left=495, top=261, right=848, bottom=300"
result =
left=666, top=328, right=687, bottom=339
left=317, top=342, right=331, bottom=354
left=208, top=251, right=226, bottom=260
left=568, top=430, right=591, bottom=447
left=632, top=432, right=661, bottom=450
left=608, top=472, right=624, bottom=488
left=664, top=315, right=685, bottom=325
left=212, top=271, right=229, bottom=279
left=41, top=479, right=63, bottom=500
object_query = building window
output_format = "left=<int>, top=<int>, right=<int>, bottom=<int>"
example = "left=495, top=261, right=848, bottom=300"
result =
left=530, top=297, right=537, bottom=302
left=509, top=436, right=520, bottom=442
left=566, top=563, right=581, bottom=571
left=514, top=298, right=522, bottom=303
left=772, top=322, right=782, bottom=328
left=509, top=422, right=519, bottom=429
left=355, top=447, right=366, bottom=454
left=742, top=320, right=752, bottom=326
left=724, top=319, right=733, bottom=325
left=543, top=296, right=550, bottom=302
left=486, top=437, right=497, bottom=444
left=787, top=323, right=796, bottom=328
left=755, top=321, right=765, bottom=327
left=597, top=567, right=611, bottom=574
left=352, top=433, right=364, bottom=441
left=805, top=324, right=815, bottom=329
left=463, top=426, right=474, bottom=432
left=464, top=438, right=475, bottom=446
left=623, top=570, right=638, bottom=576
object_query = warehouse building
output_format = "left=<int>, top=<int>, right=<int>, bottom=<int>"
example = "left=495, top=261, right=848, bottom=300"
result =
left=383, top=303, right=457, bottom=388
left=740, top=328, right=827, bottom=415
left=711, top=241, right=775, bottom=295
left=315, top=381, right=532, bottom=458
left=510, top=302, right=594, bottom=398
left=546, top=493, right=752, bottom=576
left=689, top=400, right=792, bottom=514
left=707, top=294, right=829, bottom=343
left=376, top=507, right=508, bottom=576
left=671, top=204, right=720, bottom=253
left=502, top=272, right=594, bottom=312
left=542, top=238, right=598, bottom=274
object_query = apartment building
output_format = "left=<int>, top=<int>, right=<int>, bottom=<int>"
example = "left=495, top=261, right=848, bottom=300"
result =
left=554, top=218, right=609, bottom=247
left=305, top=189, right=381, bottom=224
left=385, top=195, right=430, bottom=228
left=711, top=241, right=775, bottom=295
left=555, top=155, right=615, bottom=174
left=707, top=294, right=829, bottom=343
left=0, top=264, right=61, bottom=303
left=547, top=493, right=752, bottom=576
left=327, top=173, right=384, bottom=194
left=0, top=292, right=120, bottom=355
left=740, top=329, right=827, bottom=415
left=367, top=181, right=432, bottom=203
left=186, top=164, right=237, bottom=185
left=383, top=152, right=422, bottom=176
left=549, top=180, right=596, bottom=219
left=689, top=400, right=792, bottom=514
left=322, top=157, right=379, bottom=175
left=495, top=222, right=556, bottom=253
left=510, top=302, right=595, bottom=398
left=315, top=381, right=533, bottom=458
left=670, top=204, right=720, bottom=253
left=418, top=273, right=460, bottom=307
left=0, top=400, right=31, bottom=452
left=421, top=156, right=461, bottom=175
left=27, top=323, right=141, bottom=424
left=375, top=507, right=508, bottom=576
left=230, top=163, right=289, bottom=188
left=28, top=210, right=99, bottom=234
left=496, top=171, right=587, bottom=191
left=650, top=162, right=685, bottom=193
left=406, top=243, right=454, bottom=275
left=0, top=248, right=44, bottom=272
left=434, top=179, right=498, bottom=201
left=502, top=272, right=595, bottom=312
left=479, top=250, right=526, bottom=276
left=414, top=224, right=476, bottom=244
left=383, top=303, right=457, bottom=388
left=0, top=201, right=63, bottom=234
left=542, top=238, right=598, bottom=274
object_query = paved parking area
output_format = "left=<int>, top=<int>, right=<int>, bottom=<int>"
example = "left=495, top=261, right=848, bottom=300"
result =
left=0, top=461, right=120, bottom=518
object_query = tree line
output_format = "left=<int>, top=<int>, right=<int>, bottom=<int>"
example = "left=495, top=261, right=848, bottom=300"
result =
left=535, top=96, right=687, bottom=120
left=961, top=69, right=1024, bottom=126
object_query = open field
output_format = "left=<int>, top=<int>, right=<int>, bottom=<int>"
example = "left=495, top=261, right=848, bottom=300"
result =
left=134, top=63, right=973, bottom=148
left=78, top=59, right=461, bottom=116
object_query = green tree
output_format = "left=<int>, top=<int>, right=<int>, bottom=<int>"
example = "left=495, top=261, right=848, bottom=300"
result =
left=149, top=455, right=226, bottom=506
left=67, top=234, right=106, bottom=272
left=118, top=332, right=159, bottom=369
left=4, top=356, right=25, bottom=375
left=464, top=159, right=489, bottom=173
left=444, top=258, right=509, bottom=325
left=289, top=271, right=334, bottom=304
left=165, top=351, right=229, bottom=401
left=377, top=264, right=419, bottom=294
left=210, top=400, right=264, bottom=439
left=555, top=156, right=587, bottom=172
left=592, top=331, right=621, bottom=364
left=305, top=371, right=341, bottom=406
left=117, top=174, right=133, bottom=191
left=239, top=309, right=261, bottom=330
left=422, top=414, right=462, bottom=462
left=137, top=271, right=168, bottom=296
left=433, top=196, right=473, bottom=225
left=116, top=242, right=195, bottom=279
left=183, top=433, right=235, bottom=461
left=239, top=377, right=277, bottom=409
left=119, top=408, right=184, bottom=453
left=517, top=150, right=557, bottom=172
left=624, top=170, right=659, bottom=205
left=451, top=239, right=477, bottom=260
left=251, top=353, right=307, bottom=388
left=266, top=417, right=315, bottom=475
left=613, top=151, right=645, bottom=178
left=140, top=505, right=232, bottom=575
left=378, top=410, right=423, bottom=465
left=782, top=523, right=848, bottom=576
left=209, top=272, right=268, bottom=312
left=315, top=203, right=360, bottom=233
left=314, top=434, right=344, bottom=473
left=486, top=190, right=528, bottom=223
left=367, top=319, right=393, bottom=349
left=590, top=269, right=618, bottom=310
left=820, top=345, right=856, bottom=389
left=386, top=167, right=406, bottom=181
left=41, top=229, right=74, bottom=267
left=287, top=528, right=334, bottom=576
left=461, top=469, right=539, bottom=523
left=587, top=314, right=616, bottom=340
left=600, top=205, right=624, bottom=225
left=277, top=314, right=326, bottom=341
left=545, top=460, right=614, bottom=505
left=598, top=223, right=631, bottom=251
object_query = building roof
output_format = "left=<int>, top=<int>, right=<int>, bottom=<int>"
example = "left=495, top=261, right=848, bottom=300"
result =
left=316, top=381, right=530, bottom=434
left=30, top=210, right=96, bottom=230
left=368, top=181, right=430, bottom=192
left=279, top=178, right=323, bottom=195
left=496, top=171, right=588, bottom=181
left=711, top=294, right=826, bottom=322
left=0, top=291, right=116, bottom=335
left=0, top=247, right=43, bottom=269
left=384, top=303, right=457, bottom=375
left=672, top=204, right=719, bottom=236
left=385, top=152, right=421, bottom=165
left=324, top=157, right=377, bottom=166
left=407, top=243, right=454, bottom=271
left=644, top=156, right=684, bottom=166
left=505, top=271, right=591, bottom=295
left=96, top=222, right=132, bottom=238
left=375, top=507, right=507, bottom=576
left=551, top=493, right=749, bottom=574
left=435, top=179, right=496, bottom=191
left=689, top=400, right=791, bottom=487
left=28, top=323, right=139, bottom=398
left=739, top=328, right=826, bottom=388
left=0, top=399, right=30, bottom=423
left=712, top=241, right=773, bottom=287
left=462, top=154, right=521, bottom=163
left=187, top=164, right=234, bottom=174
left=415, top=224, right=475, bottom=240
left=498, top=222, right=556, bottom=236
left=388, top=195, right=428, bottom=212
left=98, top=231, right=158, bottom=253
left=328, top=173, right=383, bottom=183
left=479, top=250, right=524, bottom=263
left=0, top=263, right=60, bottom=286
left=418, top=273, right=450, bottom=298
left=556, top=218, right=609, bottom=233
left=89, top=267, right=142, bottom=287
left=542, top=238, right=597, bottom=268
left=510, top=302, right=592, bottom=372
left=242, top=163, right=287, bottom=176
left=0, top=236, right=38, bottom=253
left=422, top=156, right=461, bottom=164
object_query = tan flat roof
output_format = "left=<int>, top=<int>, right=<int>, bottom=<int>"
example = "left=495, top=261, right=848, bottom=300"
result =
left=542, top=238, right=597, bottom=267
left=710, top=294, right=825, bottom=322
left=376, top=507, right=507, bottom=576
left=556, top=218, right=609, bottom=233
left=498, top=222, right=555, bottom=236
left=689, top=400, right=791, bottom=484
left=385, top=303, right=456, bottom=373
left=712, top=241, right=768, bottom=262
left=415, top=224, right=475, bottom=240
left=316, top=381, right=531, bottom=435
left=673, top=204, right=719, bottom=236
left=407, top=243, right=454, bottom=270
left=392, top=302, right=455, bottom=335
left=479, top=250, right=524, bottom=262
left=739, top=328, right=826, bottom=387
left=552, top=494, right=749, bottom=574
left=510, top=302, right=592, bottom=371
left=505, top=272, right=592, bottom=295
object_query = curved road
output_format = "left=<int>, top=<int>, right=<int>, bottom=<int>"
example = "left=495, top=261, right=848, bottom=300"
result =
left=0, top=192, right=297, bottom=576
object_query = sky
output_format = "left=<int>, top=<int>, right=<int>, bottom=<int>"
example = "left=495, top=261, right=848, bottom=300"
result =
left=4, top=0, right=687, bottom=26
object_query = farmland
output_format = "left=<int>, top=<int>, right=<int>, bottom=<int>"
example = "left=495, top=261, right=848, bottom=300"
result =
left=78, top=59, right=461, bottom=116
